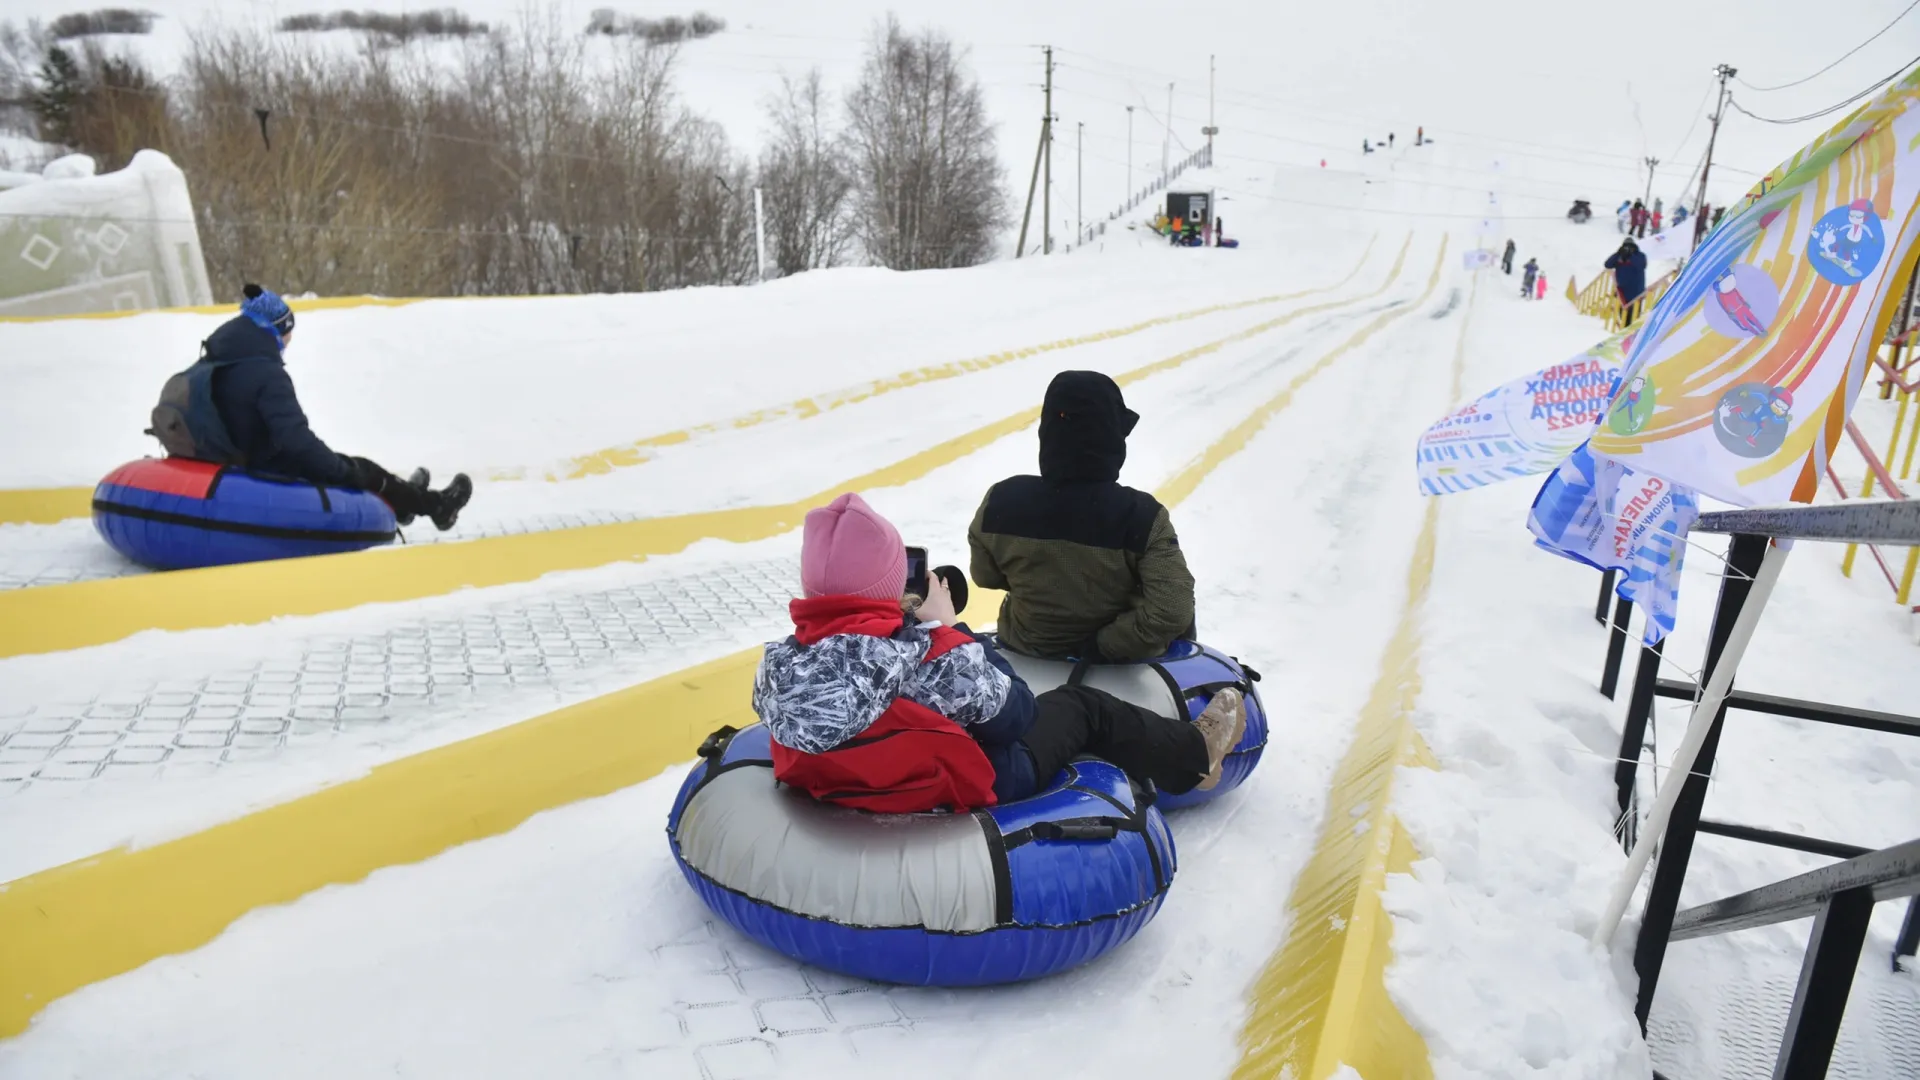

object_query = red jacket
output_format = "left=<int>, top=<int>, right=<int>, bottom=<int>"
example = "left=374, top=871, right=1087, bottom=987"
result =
left=765, top=597, right=1002, bottom=813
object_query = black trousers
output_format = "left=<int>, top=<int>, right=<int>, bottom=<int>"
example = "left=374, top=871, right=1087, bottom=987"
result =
left=1019, top=686, right=1210, bottom=796
left=346, top=457, right=438, bottom=518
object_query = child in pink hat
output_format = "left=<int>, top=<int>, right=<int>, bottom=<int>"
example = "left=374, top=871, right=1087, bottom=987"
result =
left=754, top=492, right=1245, bottom=813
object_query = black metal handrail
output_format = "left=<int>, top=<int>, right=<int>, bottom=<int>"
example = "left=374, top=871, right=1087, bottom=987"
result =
left=1672, top=838, right=1920, bottom=940
left=1692, top=500, right=1920, bottom=543
left=1581, top=510, right=1920, bottom=1079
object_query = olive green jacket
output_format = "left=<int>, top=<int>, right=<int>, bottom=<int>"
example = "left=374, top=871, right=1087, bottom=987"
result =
left=967, top=488, right=1196, bottom=663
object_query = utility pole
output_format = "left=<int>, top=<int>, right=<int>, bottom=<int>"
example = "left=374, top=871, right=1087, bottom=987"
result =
left=1163, top=82, right=1173, bottom=175
left=1205, top=55, right=1217, bottom=165
left=1015, top=46, right=1054, bottom=258
left=1126, top=105, right=1135, bottom=198
left=1692, top=63, right=1736, bottom=252
left=1043, top=47, right=1055, bottom=255
left=1077, top=121, right=1084, bottom=242
left=1641, top=156, right=1658, bottom=207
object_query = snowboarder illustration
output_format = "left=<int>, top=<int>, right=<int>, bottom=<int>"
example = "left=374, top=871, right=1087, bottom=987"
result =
left=1811, top=198, right=1877, bottom=279
left=1714, top=383, right=1793, bottom=457
left=1609, top=375, right=1654, bottom=435
left=1712, top=271, right=1769, bottom=336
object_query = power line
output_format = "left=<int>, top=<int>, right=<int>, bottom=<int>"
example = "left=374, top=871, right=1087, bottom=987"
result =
left=1728, top=55, right=1920, bottom=125
left=1736, top=0, right=1920, bottom=92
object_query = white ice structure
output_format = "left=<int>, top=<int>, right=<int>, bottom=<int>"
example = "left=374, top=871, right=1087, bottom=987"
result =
left=0, top=150, right=214, bottom=317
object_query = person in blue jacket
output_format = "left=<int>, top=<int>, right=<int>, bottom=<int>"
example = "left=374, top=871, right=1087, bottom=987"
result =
left=1604, top=238, right=1648, bottom=309
left=190, top=284, right=472, bottom=529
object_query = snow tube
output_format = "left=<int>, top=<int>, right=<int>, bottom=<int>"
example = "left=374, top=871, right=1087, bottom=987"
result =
left=666, top=723, right=1177, bottom=986
left=92, top=458, right=396, bottom=571
left=995, top=639, right=1266, bottom=810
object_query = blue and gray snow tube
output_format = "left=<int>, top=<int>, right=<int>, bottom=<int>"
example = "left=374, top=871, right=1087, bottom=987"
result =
left=666, top=723, right=1177, bottom=986
left=996, top=639, right=1267, bottom=810
left=92, top=457, right=397, bottom=571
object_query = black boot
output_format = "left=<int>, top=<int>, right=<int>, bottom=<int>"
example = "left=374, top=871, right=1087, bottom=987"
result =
left=391, top=468, right=430, bottom=526
left=430, top=474, right=473, bottom=532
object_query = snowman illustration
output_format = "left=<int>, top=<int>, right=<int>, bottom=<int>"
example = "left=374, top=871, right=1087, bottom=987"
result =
left=1812, top=199, right=1877, bottom=279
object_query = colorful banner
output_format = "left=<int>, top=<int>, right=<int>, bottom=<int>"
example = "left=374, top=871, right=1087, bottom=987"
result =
left=1588, top=70, right=1920, bottom=506
left=1417, top=334, right=1630, bottom=494
left=1527, top=443, right=1699, bottom=643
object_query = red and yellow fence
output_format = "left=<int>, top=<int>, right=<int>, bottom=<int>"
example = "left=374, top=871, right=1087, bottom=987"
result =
left=1571, top=267, right=1678, bottom=332
left=1837, top=335, right=1920, bottom=609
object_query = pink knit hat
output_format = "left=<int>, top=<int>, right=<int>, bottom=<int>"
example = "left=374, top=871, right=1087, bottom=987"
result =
left=800, top=492, right=908, bottom=601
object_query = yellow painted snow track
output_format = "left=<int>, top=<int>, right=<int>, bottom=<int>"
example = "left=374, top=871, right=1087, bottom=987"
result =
left=0, top=236, right=1415, bottom=659
left=1232, top=271, right=1479, bottom=1080
left=538, top=237, right=1381, bottom=482
left=0, top=294, right=424, bottom=324
left=0, top=237, right=1445, bottom=1039
left=0, top=486, right=93, bottom=526
left=0, top=239, right=1379, bottom=523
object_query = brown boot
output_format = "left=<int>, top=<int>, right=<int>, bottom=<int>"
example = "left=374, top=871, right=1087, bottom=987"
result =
left=1193, top=687, right=1247, bottom=791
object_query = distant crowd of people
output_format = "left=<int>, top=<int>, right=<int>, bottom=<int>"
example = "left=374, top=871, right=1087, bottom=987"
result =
left=1362, top=125, right=1426, bottom=154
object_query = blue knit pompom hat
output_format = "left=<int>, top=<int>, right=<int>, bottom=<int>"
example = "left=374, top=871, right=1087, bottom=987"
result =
left=239, top=283, right=295, bottom=340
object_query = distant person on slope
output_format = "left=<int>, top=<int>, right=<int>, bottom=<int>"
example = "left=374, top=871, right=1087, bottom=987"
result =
left=152, top=284, right=473, bottom=530
left=969, top=371, right=1196, bottom=664
left=1605, top=238, right=1648, bottom=310
left=1520, top=258, right=1539, bottom=298
left=1537, top=272, right=1548, bottom=301
left=1502, top=239, right=1517, bottom=274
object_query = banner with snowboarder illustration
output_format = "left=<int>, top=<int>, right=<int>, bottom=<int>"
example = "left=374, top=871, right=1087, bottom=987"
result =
left=1416, top=333, right=1631, bottom=494
left=1587, top=68, right=1920, bottom=506
left=1527, top=443, right=1699, bottom=644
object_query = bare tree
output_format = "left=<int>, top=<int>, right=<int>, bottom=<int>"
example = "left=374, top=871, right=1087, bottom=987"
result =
left=758, top=68, right=850, bottom=276
left=843, top=16, right=1006, bottom=271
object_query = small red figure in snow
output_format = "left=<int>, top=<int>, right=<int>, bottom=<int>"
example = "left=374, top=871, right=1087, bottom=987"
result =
left=1713, top=272, right=1768, bottom=336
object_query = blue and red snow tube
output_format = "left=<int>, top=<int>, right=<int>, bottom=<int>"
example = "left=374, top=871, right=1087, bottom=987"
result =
left=92, top=457, right=396, bottom=570
left=667, top=723, right=1177, bottom=986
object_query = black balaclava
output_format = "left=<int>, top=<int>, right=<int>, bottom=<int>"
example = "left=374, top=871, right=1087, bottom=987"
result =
left=1037, top=370, right=1139, bottom=483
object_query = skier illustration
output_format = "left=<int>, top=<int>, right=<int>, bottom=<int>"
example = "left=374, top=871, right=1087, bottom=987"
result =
left=1811, top=198, right=1877, bottom=279
left=1502, top=239, right=1516, bottom=274
left=1716, top=385, right=1793, bottom=455
left=1520, top=258, right=1539, bottom=298
left=1712, top=271, right=1769, bottom=336
left=1609, top=375, right=1652, bottom=434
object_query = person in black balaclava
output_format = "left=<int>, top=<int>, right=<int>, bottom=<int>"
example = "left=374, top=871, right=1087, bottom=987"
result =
left=967, top=370, right=1197, bottom=662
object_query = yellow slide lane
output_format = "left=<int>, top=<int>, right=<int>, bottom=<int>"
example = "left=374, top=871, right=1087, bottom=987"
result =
left=0, top=238, right=1449, bottom=1040
left=0, top=240, right=1378, bottom=521
left=0, top=238, right=1414, bottom=660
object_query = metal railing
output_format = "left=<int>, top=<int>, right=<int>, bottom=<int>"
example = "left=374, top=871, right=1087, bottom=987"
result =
left=1835, top=340, right=1920, bottom=609
left=1662, top=840, right=1920, bottom=1080
left=1573, top=266, right=1678, bottom=332
left=1589, top=502, right=1920, bottom=1080
left=1062, top=144, right=1213, bottom=253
